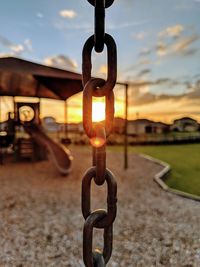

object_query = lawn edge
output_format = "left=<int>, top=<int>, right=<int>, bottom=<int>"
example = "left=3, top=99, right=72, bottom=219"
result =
left=139, top=153, right=200, bottom=202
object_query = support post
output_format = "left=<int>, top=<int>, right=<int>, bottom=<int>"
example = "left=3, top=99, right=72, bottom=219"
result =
left=0, top=96, right=3, bottom=164
left=64, top=99, right=68, bottom=139
left=0, top=96, right=2, bottom=128
left=38, top=98, right=41, bottom=125
left=124, top=84, right=128, bottom=169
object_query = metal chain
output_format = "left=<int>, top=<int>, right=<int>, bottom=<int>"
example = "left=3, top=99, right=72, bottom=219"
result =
left=87, top=0, right=114, bottom=8
left=81, top=0, right=117, bottom=266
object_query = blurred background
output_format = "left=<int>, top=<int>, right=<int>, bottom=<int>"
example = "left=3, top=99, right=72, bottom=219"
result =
left=0, top=0, right=199, bottom=124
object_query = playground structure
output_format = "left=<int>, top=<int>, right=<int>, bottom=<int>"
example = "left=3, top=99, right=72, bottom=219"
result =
left=0, top=57, right=130, bottom=170
left=0, top=100, right=73, bottom=175
left=0, top=56, right=84, bottom=174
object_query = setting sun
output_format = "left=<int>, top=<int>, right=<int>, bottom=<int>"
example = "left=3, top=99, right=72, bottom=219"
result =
left=92, top=98, right=105, bottom=122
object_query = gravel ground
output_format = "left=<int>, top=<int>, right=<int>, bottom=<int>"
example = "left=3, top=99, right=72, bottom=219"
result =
left=0, top=145, right=199, bottom=267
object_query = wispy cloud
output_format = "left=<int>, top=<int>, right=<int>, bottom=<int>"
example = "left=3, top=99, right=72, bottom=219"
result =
left=182, top=48, right=199, bottom=56
left=159, top=24, right=184, bottom=38
left=0, top=35, right=33, bottom=56
left=43, top=54, right=78, bottom=70
left=133, top=31, right=147, bottom=40
left=156, top=41, right=167, bottom=56
left=24, top=39, right=33, bottom=52
left=54, top=20, right=147, bottom=32
left=123, top=59, right=151, bottom=76
left=36, top=12, right=44, bottom=19
left=175, top=0, right=200, bottom=9
left=171, top=35, right=199, bottom=54
left=139, top=48, right=151, bottom=57
left=53, top=20, right=92, bottom=33
left=130, top=78, right=179, bottom=88
left=59, top=9, right=77, bottom=19
left=129, top=78, right=200, bottom=107
left=138, top=24, right=199, bottom=60
left=108, top=20, right=149, bottom=30
left=0, top=52, right=13, bottom=57
left=136, top=69, right=151, bottom=78
left=155, top=34, right=199, bottom=57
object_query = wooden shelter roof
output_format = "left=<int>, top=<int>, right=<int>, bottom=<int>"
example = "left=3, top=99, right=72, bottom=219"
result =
left=0, top=57, right=83, bottom=100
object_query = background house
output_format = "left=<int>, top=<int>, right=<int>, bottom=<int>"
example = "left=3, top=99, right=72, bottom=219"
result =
left=113, top=117, right=125, bottom=134
left=171, top=117, right=199, bottom=132
left=42, top=116, right=59, bottom=132
left=127, top=119, right=170, bottom=135
left=63, top=123, right=83, bottom=133
left=0, top=121, right=8, bottom=132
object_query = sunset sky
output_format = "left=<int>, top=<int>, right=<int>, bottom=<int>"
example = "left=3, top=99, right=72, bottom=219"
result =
left=0, top=0, right=200, bottom=123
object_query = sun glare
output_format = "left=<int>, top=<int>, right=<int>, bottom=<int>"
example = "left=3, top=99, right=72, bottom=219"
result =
left=90, top=137, right=106, bottom=147
left=92, top=98, right=105, bottom=122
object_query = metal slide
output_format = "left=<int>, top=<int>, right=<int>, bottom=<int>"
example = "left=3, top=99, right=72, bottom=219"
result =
left=24, top=124, right=72, bottom=175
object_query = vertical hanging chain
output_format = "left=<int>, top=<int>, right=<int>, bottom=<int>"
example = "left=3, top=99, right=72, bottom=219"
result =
left=81, top=0, right=117, bottom=266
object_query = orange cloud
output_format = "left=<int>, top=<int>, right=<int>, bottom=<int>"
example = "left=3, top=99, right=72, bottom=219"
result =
left=156, top=35, right=199, bottom=57
left=59, top=10, right=77, bottom=19
left=172, top=35, right=199, bottom=54
left=156, top=42, right=167, bottom=56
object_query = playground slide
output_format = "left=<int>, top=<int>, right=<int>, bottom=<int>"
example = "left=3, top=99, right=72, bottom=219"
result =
left=24, top=124, right=72, bottom=175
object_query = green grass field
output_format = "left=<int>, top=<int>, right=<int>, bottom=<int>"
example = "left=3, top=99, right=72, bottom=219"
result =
left=114, top=144, right=200, bottom=196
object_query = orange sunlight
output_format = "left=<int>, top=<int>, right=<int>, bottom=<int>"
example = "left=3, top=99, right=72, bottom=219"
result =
left=0, top=94, right=124, bottom=123
left=90, top=137, right=106, bottom=147
left=92, top=98, right=105, bottom=122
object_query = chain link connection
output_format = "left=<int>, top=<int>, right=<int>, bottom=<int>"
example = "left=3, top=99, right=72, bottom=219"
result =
left=82, top=0, right=117, bottom=266
left=83, top=210, right=113, bottom=267
left=92, top=125, right=106, bottom=185
left=83, top=78, right=114, bottom=139
left=93, top=250, right=105, bottom=267
left=82, top=167, right=117, bottom=228
left=82, top=34, right=117, bottom=97
left=87, top=0, right=115, bottom=8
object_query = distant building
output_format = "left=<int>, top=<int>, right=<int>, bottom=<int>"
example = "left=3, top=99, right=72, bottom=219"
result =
left=59, top=122, right=83, bottom=133
left=42, top=117, right=83, bottom=134
left=0, top=121, right=8, bottom=132
left=42, top=116, right=59, bottom=132
left=127, top=119, right=170, bottom=135
left=67, top=123, right=81, bottom=133
left=171, top=117, right=199, bottom=132
left=113, top=117, right=125, bottom=134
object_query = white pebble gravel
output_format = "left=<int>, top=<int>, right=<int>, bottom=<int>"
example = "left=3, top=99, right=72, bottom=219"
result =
left=0, top=145, right=199, bottom=267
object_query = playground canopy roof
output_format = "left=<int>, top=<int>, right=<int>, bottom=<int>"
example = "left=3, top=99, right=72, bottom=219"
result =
left=0, top=57, right=83, bottom=100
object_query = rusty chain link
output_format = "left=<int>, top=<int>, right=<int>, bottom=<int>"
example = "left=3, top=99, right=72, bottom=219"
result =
left=82, top=34, right=117, bottom=96
left=82, top=167, right=117, bottom=228
left=82, top=0, right=117, bottom=266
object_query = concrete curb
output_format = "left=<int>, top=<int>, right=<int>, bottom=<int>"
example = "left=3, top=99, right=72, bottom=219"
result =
left=139, top=153, right=200, bottom=202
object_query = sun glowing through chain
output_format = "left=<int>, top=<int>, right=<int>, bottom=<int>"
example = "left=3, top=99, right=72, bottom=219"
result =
left=90, top=136, right=106, bottom=147
left=92, top=98, right=105, bottom=122
left=91, top=98, right=106, bottom=147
